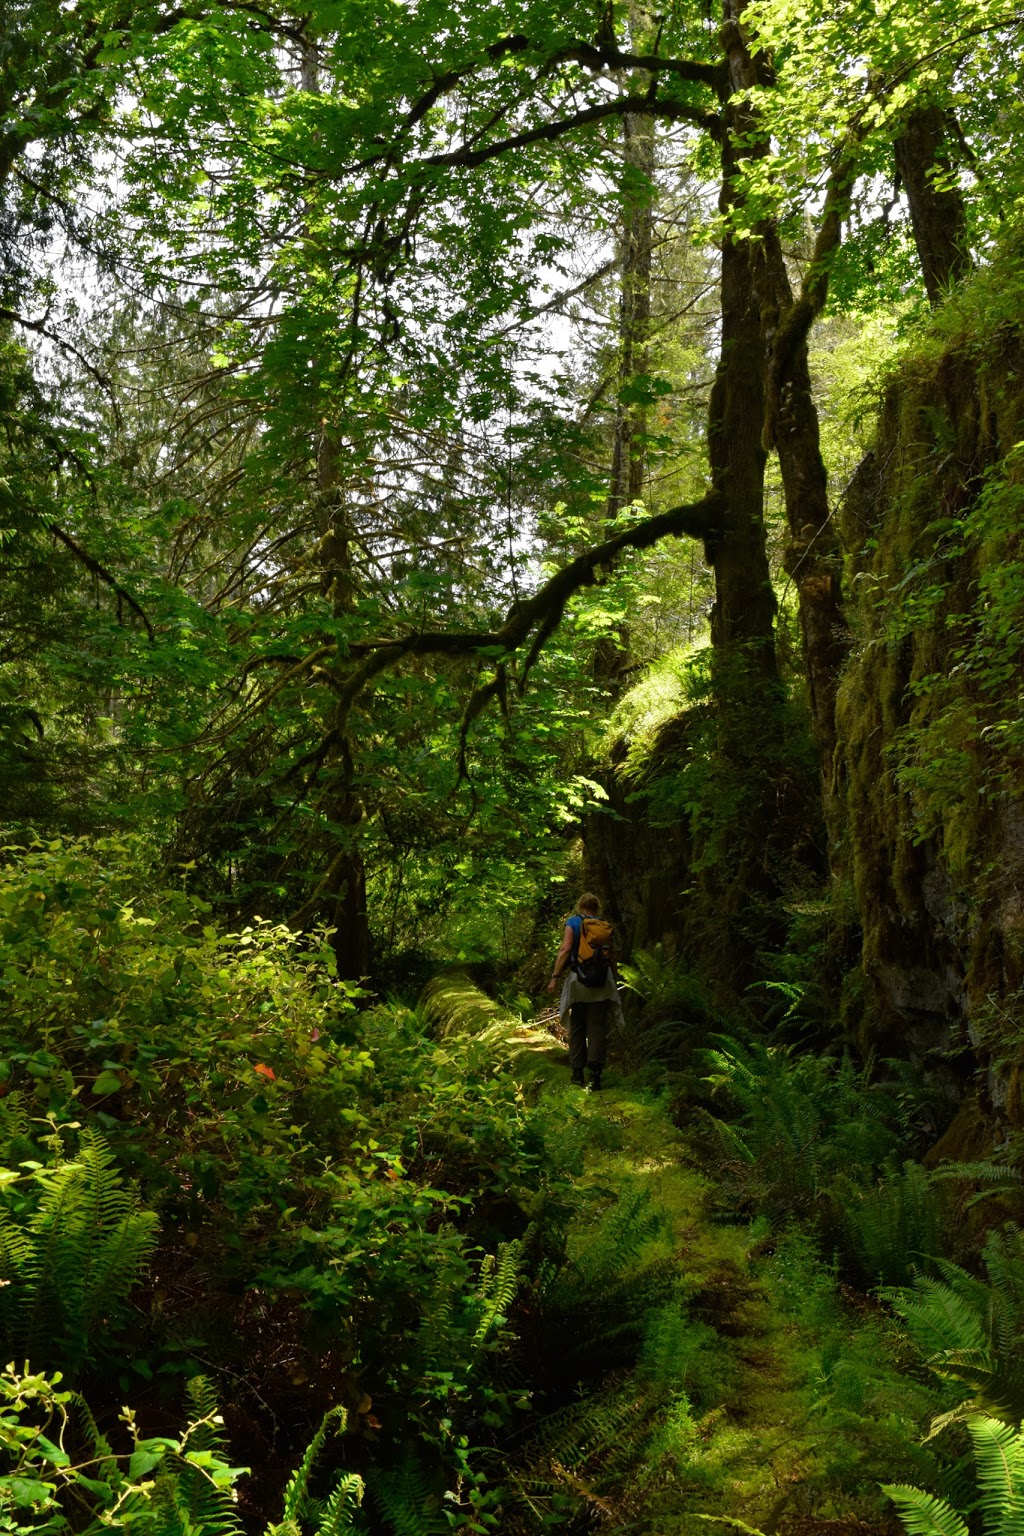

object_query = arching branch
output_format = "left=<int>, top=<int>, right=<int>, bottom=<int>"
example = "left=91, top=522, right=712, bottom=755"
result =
left=334, top=491, right=723, bottom=725
left=48, top=523, right=155, bottom=642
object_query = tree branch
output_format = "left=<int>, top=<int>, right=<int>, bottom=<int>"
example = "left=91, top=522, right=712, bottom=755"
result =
left=421, top=95, right=720, bottom=170
left=335, top=492, right=723, bottom=718
left=48, top=524, right=155, bottom=641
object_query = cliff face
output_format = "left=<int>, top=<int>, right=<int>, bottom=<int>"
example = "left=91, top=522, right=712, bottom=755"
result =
left=587, top=249, right=1024, bottom=1133
left=834, top=258, right=1024, bottom=1125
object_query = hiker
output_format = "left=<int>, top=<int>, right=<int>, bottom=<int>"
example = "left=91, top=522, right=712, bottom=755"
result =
left=547, top=892, right=620, bottom=1090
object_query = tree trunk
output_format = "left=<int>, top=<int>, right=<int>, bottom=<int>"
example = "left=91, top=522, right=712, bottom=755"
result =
left=608, top=108, right=655, bottom=519
left=296, top=31, right=371, bottom=981
left=315, top=431, right=372, bottom=982
left=894, top=104, right=972, bottom=306
left=709, top=3, right=777, bottom=679
left=756, top=231, right=850, bottom=786
left=676, top=0, right=784, bottom=971
left=594, top=104, right=656, bottom=690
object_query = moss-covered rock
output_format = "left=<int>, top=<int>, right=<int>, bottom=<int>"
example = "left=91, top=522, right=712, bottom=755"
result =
left=834, top=242, right=1024, bottom=1123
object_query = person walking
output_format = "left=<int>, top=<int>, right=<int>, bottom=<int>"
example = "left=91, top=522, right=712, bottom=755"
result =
left=547, top=892, right=619, bottom=1090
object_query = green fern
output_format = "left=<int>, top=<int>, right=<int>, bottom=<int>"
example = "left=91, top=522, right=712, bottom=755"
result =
left=264, top=1405, right=362, bottom=1536
left=313, top=1476, right=366, bottom=1536
left=885, top=1228, right=1024, bottom=1420
left=471, top=1238, right=523, bottom=1352
left=533, top=1187, right=675, bottom=1378
left=503, top=1384, right=649, bottom=1529
left=0, top=1129, right=159, bottom=1375
left=840, top=1162, right=950, bottom=1286
left=884, top=1412, right=1024, bottom=1536
left=700, top=1036, right=910, bottom=1220
left=968, top=1414, right=1024, bottom=1535
left=617, top=946, right=710, bottom=1064
left=881, top=1484, right=970, bottom=1536
left=368, top=1454, right=448, bottom=1536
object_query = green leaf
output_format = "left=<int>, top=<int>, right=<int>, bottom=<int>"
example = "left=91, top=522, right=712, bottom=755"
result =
left=128, top=1447, right=165, bottom=1479
left=881, top=1484, right=969, bottom=1536
left=34, top=1435, right=69, bottom=1467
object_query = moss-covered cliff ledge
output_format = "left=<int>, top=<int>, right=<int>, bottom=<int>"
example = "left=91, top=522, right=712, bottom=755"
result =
left=835, top=242, right=1024, bottom=1126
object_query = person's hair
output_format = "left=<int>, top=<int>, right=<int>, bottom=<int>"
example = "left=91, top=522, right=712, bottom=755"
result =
left=577, top=891, right=601, bottom=914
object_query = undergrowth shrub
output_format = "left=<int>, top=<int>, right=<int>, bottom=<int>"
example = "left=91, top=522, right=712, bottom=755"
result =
left=754, top=1229, right=949, bottom=1517
left=0, top=837, right=583, bottom=1532
left=618, top=946, right=712, bottom=1070
left=884, top=1414, right=1024, bottom=1536
left=498, top=1170, right=725, bottom=1533
left=0, top=1121, right=158, bottom=1379
left=697, top=1035, right=956, bottom=1287
left=0, top=1366, right=364, bottom=1536
left=699, top=1035, right=904, bottom=1218
left=0, top=1367, right=251, bottom=1536
left=884, top=1224, right=1024, bottom=1423
left=838, top=1161, right=952, bottom=1287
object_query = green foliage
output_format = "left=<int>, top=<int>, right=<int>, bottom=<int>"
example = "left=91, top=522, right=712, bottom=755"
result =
left=0, top=1126, right=158, bottom=1378
left=884, top=1226, right=1024, bottom=1422
left=0, top=842, right=583, bottom=1529
left=266, top=1406, right=364, bottom=1536
left=0, top=1364, right=248, bottom=1536
left=888, top=442, right=1024, bottom=859
left=618, top=946, right=712, bottom=1068
left=700, top=1035, right=905, bottom=1220
left=0, top=834, right=368, bottom=1213
left=840, top=1162, right=952, bottom=1288
left=884, top=1414, right=1024, bottom=1536
left=531, top=1184, right=679, bottom=1383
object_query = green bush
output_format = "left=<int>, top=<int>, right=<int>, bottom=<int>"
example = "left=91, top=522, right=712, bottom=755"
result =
left=0, top=1123, right=158, bottom=1378
left=700, top=1034, right=905, bottom=1220
left=0, top=837, right=582, bottom=1532
left=884, top=1224, right=1024, bottom=1423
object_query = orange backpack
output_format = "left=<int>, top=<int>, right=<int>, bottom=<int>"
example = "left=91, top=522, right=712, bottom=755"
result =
left=572, top=915, right=613, bottom=987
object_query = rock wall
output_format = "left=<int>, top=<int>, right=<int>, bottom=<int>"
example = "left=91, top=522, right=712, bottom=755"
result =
left=834, top=263, right=1024, bottom=1125
left=586, top=249, right=1024, bottom=1137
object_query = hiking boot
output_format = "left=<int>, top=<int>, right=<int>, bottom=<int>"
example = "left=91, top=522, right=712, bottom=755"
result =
left=571, top=1069, right=585, bottom=1087
left=588, top=1066, right=603, bottom=1091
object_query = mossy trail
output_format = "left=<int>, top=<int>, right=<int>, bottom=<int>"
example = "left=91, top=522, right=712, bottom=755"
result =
left=502, top=1011, right=919, bottom=1536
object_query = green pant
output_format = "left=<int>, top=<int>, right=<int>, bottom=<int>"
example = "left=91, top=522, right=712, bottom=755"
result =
left=569, top=1000, right=610, bottom=1074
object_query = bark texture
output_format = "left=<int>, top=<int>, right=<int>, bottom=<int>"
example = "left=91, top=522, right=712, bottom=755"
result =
left=894, top=104, right=972, bottom=306
left=757, top=232, right=850, bottom=791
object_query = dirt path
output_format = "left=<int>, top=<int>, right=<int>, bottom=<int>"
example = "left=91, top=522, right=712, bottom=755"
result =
left=509, top=1022, right=917, bottom=1536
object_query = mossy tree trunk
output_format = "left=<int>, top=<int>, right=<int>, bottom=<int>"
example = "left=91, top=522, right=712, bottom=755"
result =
left=682, top=0, right=787, bottom=966
left=757, top=229, right=850, bottom=803
left=895, top=105, right=972, bottom=306
left=314, top=430, right=372, bottom=982
left=595, top=71, right=656, bottom=692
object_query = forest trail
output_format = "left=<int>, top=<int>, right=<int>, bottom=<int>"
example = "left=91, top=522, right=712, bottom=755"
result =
left=504, top=1013, right=901, bottom=1536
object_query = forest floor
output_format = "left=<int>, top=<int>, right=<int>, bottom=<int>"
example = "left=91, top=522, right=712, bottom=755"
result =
left=505, top=1015, right=915, bottom=1536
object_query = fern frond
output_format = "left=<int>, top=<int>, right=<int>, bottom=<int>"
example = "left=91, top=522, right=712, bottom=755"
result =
left=369, top=1455, right=448, bottom=1536
left=279, top=1405, right=350, bottom=1523
left=886, top=1277, right=987, bottom=1357
left=80, top=1213, right=160, bottom=1336
left=966, top=1415, right=1024, bottom=1536
left=314, top=1474, right=365, bottom=1536
left=924, top=1401, right=980, bottom=1442
left=472, top=1239, right=523, bottom=1351
left=932, top=1162, right=1024, bottom=1185
left=881, top=1483, right=970, bottom=1536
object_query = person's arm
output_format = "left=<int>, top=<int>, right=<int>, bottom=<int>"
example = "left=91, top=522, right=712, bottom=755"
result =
left=546, top=923, right=575, bottom=994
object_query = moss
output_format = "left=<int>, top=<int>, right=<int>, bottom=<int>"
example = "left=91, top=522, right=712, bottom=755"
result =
left=833, top=242, right=1024, bottom=1098
left=599, top=640, right=708, bottom=780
